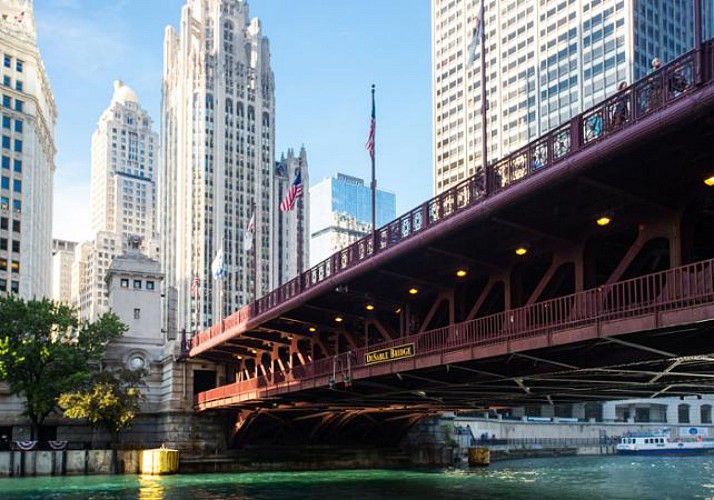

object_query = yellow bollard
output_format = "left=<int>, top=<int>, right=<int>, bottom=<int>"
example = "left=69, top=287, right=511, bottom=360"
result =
left=468, top=447, right=490, bottom=466
left=139, top=448, right=179, bottom=475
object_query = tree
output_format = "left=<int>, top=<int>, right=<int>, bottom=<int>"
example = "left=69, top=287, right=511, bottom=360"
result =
left=59, top=369, right=145, bottom=445
left=0, top=296, right=127, bottom=439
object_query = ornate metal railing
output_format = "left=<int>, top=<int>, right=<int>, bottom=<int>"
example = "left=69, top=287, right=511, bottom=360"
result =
left=197, top=258, right=714, bottom=405
left=193, top=42, right=712, bottom=351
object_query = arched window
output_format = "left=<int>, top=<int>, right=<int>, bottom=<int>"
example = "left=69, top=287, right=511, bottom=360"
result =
left=701, top=404, right=712, bottom=424
left=678, top=403, right=691, bottom=423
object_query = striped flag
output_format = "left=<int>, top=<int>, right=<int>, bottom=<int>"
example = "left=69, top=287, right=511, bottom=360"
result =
left=365, top=87, right=376, bottom=161
left=190, top=274, right=200, bottom=298
left=279, top=168, right=303, bottom=212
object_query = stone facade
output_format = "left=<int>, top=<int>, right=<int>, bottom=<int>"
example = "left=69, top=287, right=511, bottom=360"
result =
left=0, top=0, right=56, bottom=298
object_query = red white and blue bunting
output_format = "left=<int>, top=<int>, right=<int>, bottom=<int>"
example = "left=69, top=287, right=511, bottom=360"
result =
left=14, top=440, right=37, bottom=451
left=48, top=440, right=67, bottom=450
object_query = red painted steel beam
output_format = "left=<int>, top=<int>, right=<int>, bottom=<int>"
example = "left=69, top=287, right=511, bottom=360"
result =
left=195, top=258, right=714, bottom=409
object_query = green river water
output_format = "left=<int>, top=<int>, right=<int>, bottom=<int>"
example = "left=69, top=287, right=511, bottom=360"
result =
left=1, top=455, right=713, bottom=499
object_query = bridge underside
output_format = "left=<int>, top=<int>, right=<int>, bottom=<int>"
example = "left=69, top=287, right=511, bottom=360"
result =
left=192, top=49, right=714, bottom=422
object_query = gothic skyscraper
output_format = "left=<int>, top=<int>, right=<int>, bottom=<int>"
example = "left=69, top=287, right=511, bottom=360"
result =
left=161, top=0, right=288, bottom=338
left=0, top=0, right=56, bottom=298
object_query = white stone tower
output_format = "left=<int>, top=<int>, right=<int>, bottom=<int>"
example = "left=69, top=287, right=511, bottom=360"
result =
left=0, top=0, right=57, bottom=298
left=161, top=0, right=276, bottom=338
left=74, top=81, right=158, bottom=320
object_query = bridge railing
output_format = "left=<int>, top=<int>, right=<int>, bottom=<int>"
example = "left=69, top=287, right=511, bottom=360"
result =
left=197, top=258, right=714, bottom=405
left=193, top=41, right=711, bottom=352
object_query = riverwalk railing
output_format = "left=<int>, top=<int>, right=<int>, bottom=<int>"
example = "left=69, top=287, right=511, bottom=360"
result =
left=192, top=40, right=714, bottom=353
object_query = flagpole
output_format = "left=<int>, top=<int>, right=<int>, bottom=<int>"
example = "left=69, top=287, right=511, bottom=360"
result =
left=370, top=84, right=377, bottom=249
left=297, top=158, right=304, bottom=275
left=252, top=201, right=257, bottom=303
left=481, top=3, right=490, bottom=195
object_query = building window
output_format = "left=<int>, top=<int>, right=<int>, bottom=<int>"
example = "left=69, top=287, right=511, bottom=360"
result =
left=13, top=139, right=21, bottom=153
left=14, top=81, right=22, bottom=92
left=133, top=279, right=141, bottom=289
left=678, top=404, right=691, bottom=424
left=120, top=278, right=129, bottom=288
left=14, top=120, right=21, bottom=133
left=12, top=199, right=20, bottom=212
left=15, top=60, right=22, bottom=73
left=1, top=75, right=8, bottom=86
left=13, top=180, right=20, bottom=192
left=2, top=55, right=9, bottom=68
left=13, top=159, right=21, bottom=172
left=1, top=156, right=8, bottom=169
left=0, top=197, right=8, bottom=209
left=1, top=136, right=8, bottom=149
left=146, top=280, right=155, bottom=290
left=11, top=240, right=18, bottom=253
left=1, top=116, right=9, bottom=129
left=10, top=260, right=19, bottom=273
left=1, top=177, right=9, bottom=189
left=133, top=308, right=141, bottom=319
left=12, top=219, right=19, bottom=232
left=14, top=100, right=22, bottom=112
left=10, top=280, right=18, bottom=293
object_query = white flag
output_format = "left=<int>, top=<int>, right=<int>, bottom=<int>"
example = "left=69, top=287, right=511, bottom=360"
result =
left=467, top=0, right=484, bottom=68
left=244, top=210, right=255, bottom=252
left=211, top=248, right=225, bottom=280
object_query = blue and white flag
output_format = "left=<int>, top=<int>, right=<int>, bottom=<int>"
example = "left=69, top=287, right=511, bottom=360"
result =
left=244, top=210, right=255, bottom=252
left=467, top=0, right=484, bottom=68
left=211, top=248, right=225, bottom=280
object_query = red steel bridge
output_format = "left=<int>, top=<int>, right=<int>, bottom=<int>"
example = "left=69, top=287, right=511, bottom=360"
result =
left=189, top=44, right=714, bottom=446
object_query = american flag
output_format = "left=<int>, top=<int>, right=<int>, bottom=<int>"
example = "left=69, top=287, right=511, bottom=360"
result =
left=279, top=168, right=303, bottom=212
left=365, top=87, right=376, bottom=161
left=190, top=274, right=200, bottom=298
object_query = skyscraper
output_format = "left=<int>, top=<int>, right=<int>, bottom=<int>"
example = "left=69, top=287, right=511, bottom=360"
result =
left=432, top=0, right=708, bottom=193
left=161, top=0, right=278, bottom=337
left=0, top=1, right=56, bottom=298
left=309, top=173, right=396, bottom=266
left=74, top=81, right=158, bottom=320
left=51, top=239, right=76, bottom=305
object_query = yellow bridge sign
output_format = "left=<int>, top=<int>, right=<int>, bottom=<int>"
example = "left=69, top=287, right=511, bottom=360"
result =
left=364, top=343, right=415, bottom=365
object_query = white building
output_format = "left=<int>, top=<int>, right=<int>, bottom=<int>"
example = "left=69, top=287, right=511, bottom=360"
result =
left=74, top=81, right=158, bottom=320
left=432, top=0, right=705, bottom=193
left=51, top=239, right=76, bottom=304
left=273, top=147, right=309, bottom=285
left=0, top=1, right=56, bottom=298
left=161, top=0, right=284, bottom=338
left=104, top=237, right=166, bottom=412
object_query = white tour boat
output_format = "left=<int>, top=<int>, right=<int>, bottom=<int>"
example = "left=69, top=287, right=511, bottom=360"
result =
left=616, top=429, right=714, bottom=456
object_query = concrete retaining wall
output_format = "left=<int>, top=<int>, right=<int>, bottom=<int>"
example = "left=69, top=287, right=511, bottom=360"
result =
left=0, top=450, right=141, bottom=477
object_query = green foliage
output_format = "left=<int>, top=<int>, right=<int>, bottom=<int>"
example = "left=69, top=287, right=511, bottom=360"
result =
left=59, top=369, right=145, bottom=442
left=0, top=295, right=127, bottom=437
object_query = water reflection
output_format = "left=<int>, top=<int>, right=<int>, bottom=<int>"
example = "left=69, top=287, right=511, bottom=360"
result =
left=138, top=475, right=166, bottom=500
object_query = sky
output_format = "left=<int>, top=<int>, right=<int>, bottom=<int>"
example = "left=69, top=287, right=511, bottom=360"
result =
left=33, top=0, right=433, bottom=243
